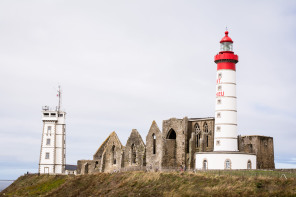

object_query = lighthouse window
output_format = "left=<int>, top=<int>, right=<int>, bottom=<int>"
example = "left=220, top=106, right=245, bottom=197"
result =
left=216, top=140, right=220, bottom=146
left=218, top=86, right=222, bottom=91
left=216, top=126, right=221, bottom=132
left=50, top=113, right=56, bottom=117
left=217, top=99, right=221, bottom=104
left=46, top=139, right=51, bottom=145
left=217, top=113, right=221, bottom=118
left=218, top=73, right=222, bottom=79
left=58, top=114, right=63, bottom=117
left=43, top=113, right=49, bottom=117
left=45, top=152, right=50, bottom=159
left=220, top=42, right=233, bottom=51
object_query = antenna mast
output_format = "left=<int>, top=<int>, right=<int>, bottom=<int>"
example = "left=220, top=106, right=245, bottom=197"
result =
left=57, top=85, right=62, bottom=112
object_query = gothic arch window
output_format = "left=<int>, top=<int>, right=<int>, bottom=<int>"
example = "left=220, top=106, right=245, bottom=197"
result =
left=225, top=159, right=231, bottom=169
left=111, top=145, right=116, bottom=165
left=203, top=122, right=208, bottom=134
left=194, top=123, right=201, bottom=134
left=131, top=144, right=136, bottom=164
left=167, top=129, right=176, bottom=139
left=152, top=133, right=156, bottom=154
left=195, top=123, right=201, bottom=148
left=247, top=160, right=252, bottom=169
left=203, top=159, right=208, bottom=170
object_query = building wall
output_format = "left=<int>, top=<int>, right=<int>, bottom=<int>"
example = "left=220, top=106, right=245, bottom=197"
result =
left=238, top=135, right=275, bottom=169
left=123, top=129, right=146, bottom=171
left=146, top=121, right=162, bottom=171
left=162, top=117, right=188, bottom=168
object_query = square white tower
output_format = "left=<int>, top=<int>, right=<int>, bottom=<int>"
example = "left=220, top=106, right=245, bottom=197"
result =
left=38, top=106, right=66, bottom=174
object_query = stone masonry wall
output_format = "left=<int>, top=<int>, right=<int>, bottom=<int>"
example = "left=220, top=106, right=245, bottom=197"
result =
left=146, top=121, right=162, bottom=171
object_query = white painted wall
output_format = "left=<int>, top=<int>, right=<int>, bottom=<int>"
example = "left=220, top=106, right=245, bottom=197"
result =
left=196, top=153, right=256, bottom=170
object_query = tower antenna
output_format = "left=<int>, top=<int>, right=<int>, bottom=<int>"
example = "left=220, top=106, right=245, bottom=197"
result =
left=57, top=85, right=62, bottom=112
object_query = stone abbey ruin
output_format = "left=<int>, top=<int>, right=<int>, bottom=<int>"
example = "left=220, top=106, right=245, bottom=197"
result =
left=77, top=117, right=274, bottom=174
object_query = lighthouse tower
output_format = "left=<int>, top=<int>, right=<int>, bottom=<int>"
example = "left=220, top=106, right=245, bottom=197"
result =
left=214, top=31, right=238, bottom=152
left=195, top=30, right=256, bottom=170
left=39, top=87, right=66, bottom=174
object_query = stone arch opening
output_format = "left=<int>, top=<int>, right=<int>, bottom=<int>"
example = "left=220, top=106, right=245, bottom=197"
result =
left=152, top=133, right=156, bottom=154
left=203, top=122, right=208, bottom=133
left=84, top=163, right=89, bottom=174
left=167, top=129, right=176, bottom=139
left=111, top=145, right=116, bottom=165
left=131, top=143, right=136, bottom=164
left=203, top=159, right=208, bottom=170
left=195, top=123, right=201, bottom=147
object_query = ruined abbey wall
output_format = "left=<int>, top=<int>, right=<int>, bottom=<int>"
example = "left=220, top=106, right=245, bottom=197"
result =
left=77, top=117, right=275, bottom=174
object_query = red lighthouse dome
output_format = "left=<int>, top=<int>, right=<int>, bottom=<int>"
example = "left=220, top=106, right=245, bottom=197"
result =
left=220, top=31, right=233, bottom=43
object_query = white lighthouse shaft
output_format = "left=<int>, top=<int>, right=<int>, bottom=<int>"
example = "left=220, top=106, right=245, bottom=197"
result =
left=214, top=69, right=238, bottom=151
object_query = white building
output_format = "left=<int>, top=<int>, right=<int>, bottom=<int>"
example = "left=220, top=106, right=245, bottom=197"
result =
left=195, top=31, right=256, bottom=170
left=38, top=106, right=66, bottom=174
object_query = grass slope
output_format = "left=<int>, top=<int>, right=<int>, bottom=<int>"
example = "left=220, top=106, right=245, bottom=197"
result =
left=1, top=172, right=296, bottom=197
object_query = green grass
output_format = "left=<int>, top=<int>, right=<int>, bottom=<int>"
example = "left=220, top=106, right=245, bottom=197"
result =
left=1, top=171, right=296, bottom=197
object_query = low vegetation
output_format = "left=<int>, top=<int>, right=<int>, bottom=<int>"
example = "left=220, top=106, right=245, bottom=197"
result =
left=1, top=171, right=296, bottom=196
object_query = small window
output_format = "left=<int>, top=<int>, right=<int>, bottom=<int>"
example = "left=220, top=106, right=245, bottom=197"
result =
left=218, top=86, right=222, bottom=91
left=46, top=139, right=50, bottom=145
left=217, top=113, right=221, bottom=118
left=58, top=114, right=63, bottom=117
left=217, top=99, right=221, bottom=105
left=43, top=113, right=49, bottom=117
left=48, top=126, right=52, bottom=131
left=216, top=140, right=220, bottom=146
left=203, top=159, right=208, bottom=170
left=247, top=160, right=252, bottom=169
left=218, top=73, right=222, bottom=79
left=50, top=113, right=56, bottom=117
left=45, top=152, right=50, bottom=159
left=225, top=159, right=231, bottom=169
left=216, top=126, right=221, bottom=132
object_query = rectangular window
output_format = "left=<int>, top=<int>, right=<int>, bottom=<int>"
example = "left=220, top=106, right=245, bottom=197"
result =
left=46, top=139, right=51, bottom=145
left=218, top=73, right=222, bottom=79
left=48, top=126, right=52, bottom=131
left=218, top=86, right=222, bottom=91
left=58, top=114, right=63, bottom=117
left=217, top=99, right=221, bottom=104
left=217, top=113, right=221, bottom=118
left=43, top=113, right=49, bottom=117
left=216, top=126, right=221, bottom=132
left=50, top=113, right=56, bottom=117
left=45, top=152, right=50, bottom=159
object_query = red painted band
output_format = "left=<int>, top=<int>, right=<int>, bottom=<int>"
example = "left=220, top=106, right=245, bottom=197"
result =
left=217, top=62, right=236, bottom=71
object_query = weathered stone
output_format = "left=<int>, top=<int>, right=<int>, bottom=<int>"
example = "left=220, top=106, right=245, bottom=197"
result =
left=146, top=121, right=162, bottom=171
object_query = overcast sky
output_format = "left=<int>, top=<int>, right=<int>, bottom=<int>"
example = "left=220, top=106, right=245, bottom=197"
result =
left=0, top=0, right=296, bottom=179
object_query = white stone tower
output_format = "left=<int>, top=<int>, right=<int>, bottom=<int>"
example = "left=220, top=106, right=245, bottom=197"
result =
left=214, top=30, right=238, bottom=152
left=39, top=87, right=66, bottom=174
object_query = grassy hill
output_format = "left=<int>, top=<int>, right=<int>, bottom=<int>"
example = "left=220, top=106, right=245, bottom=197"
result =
left=1, top=171, right=296, bottom=196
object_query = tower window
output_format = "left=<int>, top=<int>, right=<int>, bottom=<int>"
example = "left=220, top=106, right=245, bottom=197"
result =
left=48, top=126, right=52, bottom=131
left=45, top=152, right=50, bottom=159
left=216, top=140, right=220, bottom=146
left=58, top=114, right=63, bottom=117
left=43, top=113, right=49, bottom=117
left=46, top=139, right=51, bottom=145
left=218, top=73, right=222, bottom=79
left=217, top=113, right=221, bottom=118
left=217, top=99, right=221, bottom=105
left=218, top=86, right=222, bottom=91
left=216, top=126, right=221, bottom=132
left=50, top=113, right=56, bottom=117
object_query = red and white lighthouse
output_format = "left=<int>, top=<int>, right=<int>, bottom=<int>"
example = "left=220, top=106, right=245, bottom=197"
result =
left=195, top=30, right=256, bottom=170
left=214, top=31, right=239, bottom=152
